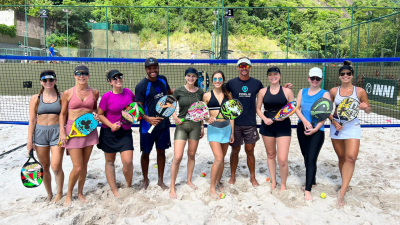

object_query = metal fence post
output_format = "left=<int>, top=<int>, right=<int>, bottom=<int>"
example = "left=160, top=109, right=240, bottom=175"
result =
left=286, top=8, right=290, bottom=59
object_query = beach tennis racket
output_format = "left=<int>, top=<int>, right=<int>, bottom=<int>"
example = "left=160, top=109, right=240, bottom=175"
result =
left=119, top=102, right=145, bottom=125
left=198, top=72, right=205, bottom=90
left=58, top=113, right=99, bottom=146
left=334, top=97, right=359, bottom=136
left=178, top=101, right=209, bottom=123
left=148, top=95, right=177, bottom=133
left=21, top=150, right=43, bottom=188
left=309, top=98, right=334, bottom=129
left=215, top=99, right=243, bottom=120
left=273, top=100, right=299, bottom=120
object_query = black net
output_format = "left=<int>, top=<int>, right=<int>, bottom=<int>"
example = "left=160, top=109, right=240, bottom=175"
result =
left=0, top=56, right=399, bottom=126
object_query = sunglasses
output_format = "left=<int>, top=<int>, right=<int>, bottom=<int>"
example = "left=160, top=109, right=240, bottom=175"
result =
left=310, top=77, right=322, bottom=81
left=42, top=78, right=55, bottom=83
left=75, top=71, right=89, bottom=76
left=213, top=77, right=223, bottom=82
left=238, top=64, right=250, bottom=69
left=340, top=72, right=352, bottom=76
left=112, top=75, right=123, bottom=81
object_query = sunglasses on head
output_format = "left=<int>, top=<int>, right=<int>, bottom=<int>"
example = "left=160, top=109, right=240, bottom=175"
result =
left=42, top=78, right=55, bottom=83
left=112, top=75, right=123, bottom=81
left=238, top=64, right=250, bottom=69
left=340, top=72, right=352, bottom=76
left=310, top=77, right=322, bottom=81
left=75, top=71, right=89, bottom=76
left=213, top=77, right=223, bottom=82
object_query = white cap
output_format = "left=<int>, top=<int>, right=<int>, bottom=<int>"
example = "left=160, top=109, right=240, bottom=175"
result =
left=309, top=67, right=322, bottom=78
left=237, top=58, right=251, bottom=66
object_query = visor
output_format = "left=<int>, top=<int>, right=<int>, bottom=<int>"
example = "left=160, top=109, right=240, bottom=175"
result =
left=237, top=58, right=251, bottom=66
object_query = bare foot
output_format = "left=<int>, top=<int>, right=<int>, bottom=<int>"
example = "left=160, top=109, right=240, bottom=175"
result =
left=280, top=184, right=287, bottom=192
left=210, top=192, right=219, bottom=200
left=336, top=190, right=346, bottom=208
left=217, top=183, right=224, bottom=192
left=53, top=194, right=63, bottom=202
left=158, top=181, right=169, bottom=190
left=187, top=181, right=198, bottom=190
left=304, top=191, right=313, bottom=201
left=228, top=177, right=236, bottom=185
left=78, top=194, right=88, bottom=204
left=251, top=178, right=260, bottom=187
left=301, top=185, right=317, bottom=192
left=45, top=194, right=53, bottom=202
left=111, top=189, right=121, bottom=197
left=140, top=179, right=150, bottom=190
left=271, top=181, right=276, bottom=190
left=170, top=189, right=177, bottom=199
left=64, top=195, right=72, bottom=207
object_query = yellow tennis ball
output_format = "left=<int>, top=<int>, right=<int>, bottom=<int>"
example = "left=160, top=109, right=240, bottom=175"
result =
left=219, top=193, right=225, bottom=199
left=154, top=165, right=158, bottom=168
left=320, top=192, right=326, bottom=199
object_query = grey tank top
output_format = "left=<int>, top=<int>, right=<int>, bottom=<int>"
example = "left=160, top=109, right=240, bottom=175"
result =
left=37, top=94, right=61, bottom=115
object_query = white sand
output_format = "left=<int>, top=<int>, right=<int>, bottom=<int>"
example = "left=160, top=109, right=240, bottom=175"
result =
left=0, top=123, right=400, bottom=225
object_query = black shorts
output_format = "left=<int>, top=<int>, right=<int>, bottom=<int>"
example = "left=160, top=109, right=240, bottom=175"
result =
left=259, top=118, right=292, bottom=137
left=97, top=127, right=134, bottom=153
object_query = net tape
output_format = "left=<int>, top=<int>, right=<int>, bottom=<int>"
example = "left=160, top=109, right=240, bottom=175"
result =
left=0, top=55, right=399, bottom=127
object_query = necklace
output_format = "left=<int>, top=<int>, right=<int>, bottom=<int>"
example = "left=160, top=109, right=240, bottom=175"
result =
left=187, top=86, right=198, bottom=104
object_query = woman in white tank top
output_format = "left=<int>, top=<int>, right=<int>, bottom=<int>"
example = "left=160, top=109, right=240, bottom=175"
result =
left=328, top=61, right=371, bottom=208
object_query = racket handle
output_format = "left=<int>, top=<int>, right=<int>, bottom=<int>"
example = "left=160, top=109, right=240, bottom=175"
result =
left=148, top=125, right=155, bottom=133
left=175, top=118, right=185, bottom=126
left=334, top=130, right=339, bottom=136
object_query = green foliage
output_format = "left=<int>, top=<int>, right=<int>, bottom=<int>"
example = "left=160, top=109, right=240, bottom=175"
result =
left=0, top=24, right=17, bottom=38
left=21, top=0, right=400, bottom=55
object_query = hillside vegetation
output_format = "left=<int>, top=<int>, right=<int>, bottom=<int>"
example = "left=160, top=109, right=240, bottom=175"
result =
left=4, top=0, right=400, bottom=58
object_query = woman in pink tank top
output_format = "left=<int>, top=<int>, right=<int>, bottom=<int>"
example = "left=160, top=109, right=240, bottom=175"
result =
left=59, top=65, right=100, bottom=207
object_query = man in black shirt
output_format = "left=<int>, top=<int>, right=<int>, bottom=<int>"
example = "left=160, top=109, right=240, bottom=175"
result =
left=226, top=57, right=292, bottom=187
left=135, top=57, right=174, bottom=190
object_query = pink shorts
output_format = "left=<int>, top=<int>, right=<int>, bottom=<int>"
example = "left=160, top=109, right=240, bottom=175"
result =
left=62, top=120, right=99, bottom=149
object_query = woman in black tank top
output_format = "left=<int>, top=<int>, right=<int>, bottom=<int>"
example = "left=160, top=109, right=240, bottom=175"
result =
left=256, top=66, right=295, bottom=191
left=203, top=71, right=234, bottom=199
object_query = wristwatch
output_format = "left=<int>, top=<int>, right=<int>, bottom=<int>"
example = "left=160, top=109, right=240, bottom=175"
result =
left=330, top=119, right=334, bottom=123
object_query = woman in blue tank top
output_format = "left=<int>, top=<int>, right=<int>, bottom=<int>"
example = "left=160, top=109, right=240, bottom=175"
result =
left=328, top=61, right=371, bottom=207
left=295, top=68, right=330, bottom=201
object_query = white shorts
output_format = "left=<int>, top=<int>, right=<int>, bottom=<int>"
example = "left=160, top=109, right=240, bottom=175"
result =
left=330, top=118, right=361, bottom=140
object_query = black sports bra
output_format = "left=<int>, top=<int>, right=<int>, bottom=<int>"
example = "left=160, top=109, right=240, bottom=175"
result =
left=207, top=90, right=228, bottom=109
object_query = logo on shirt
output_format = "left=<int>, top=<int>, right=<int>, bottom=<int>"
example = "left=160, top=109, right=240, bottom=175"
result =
left=156, top=87, right=161, bottom=93
left=242, top=86, right=248, bottom=93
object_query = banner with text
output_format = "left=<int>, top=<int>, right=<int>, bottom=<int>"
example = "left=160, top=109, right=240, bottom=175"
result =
left=364, top=77, right=398, bottom=106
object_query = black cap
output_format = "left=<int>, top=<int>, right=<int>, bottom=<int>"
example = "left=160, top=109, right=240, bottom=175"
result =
left=107, top=69, right=123, bottom=81
left=145, top=57, right=159, bottom=68
left=74, top=65, right=89, bottom=73
left=40, top=71, right=56, bottom=80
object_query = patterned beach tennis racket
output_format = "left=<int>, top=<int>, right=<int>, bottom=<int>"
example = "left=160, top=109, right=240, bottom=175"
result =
left=148, top=95, right=177, bottom=133
left=198, top=72, right=205, bottom=90
left=205, top=72, right=210, bottom=92
left=119, top=102, right=145, bottom=125
left=58, top=113, right=99, bottom=146
left=310, top=98, right=334, bottom=128
left=334, top=97, right=359, bottom=136
left=21, top=150, right=43, bottom=188
left=273, top=100, right=299, bottom=120
left=216, top=99, right=243, bottom=120
left=180, top=101, right=209, bottom=123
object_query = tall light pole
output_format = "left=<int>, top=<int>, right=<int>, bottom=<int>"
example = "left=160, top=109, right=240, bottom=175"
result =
left=294, top=36, right=297, bottom=59
left=89, top=19, right=96, bottom=58
left=366, top=11, right=372, bottom=58
left=213, top=10, right=219, bottom=58
left=63, top=38, right=66, bottom=48
left=117, top=31, right=121, bottom=57
left=25, top=0, right=28, bottom=54
left=62, top=9, right=71, bottom=57
left=307, top=33, right=310, bottom=59
left=128, top=35, right=131, bottom=58
left=77, top=41, right=81, bottom=57
left=380, top=48, right=391, bottom=75
left=212, top=20, right=217, bottom=58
